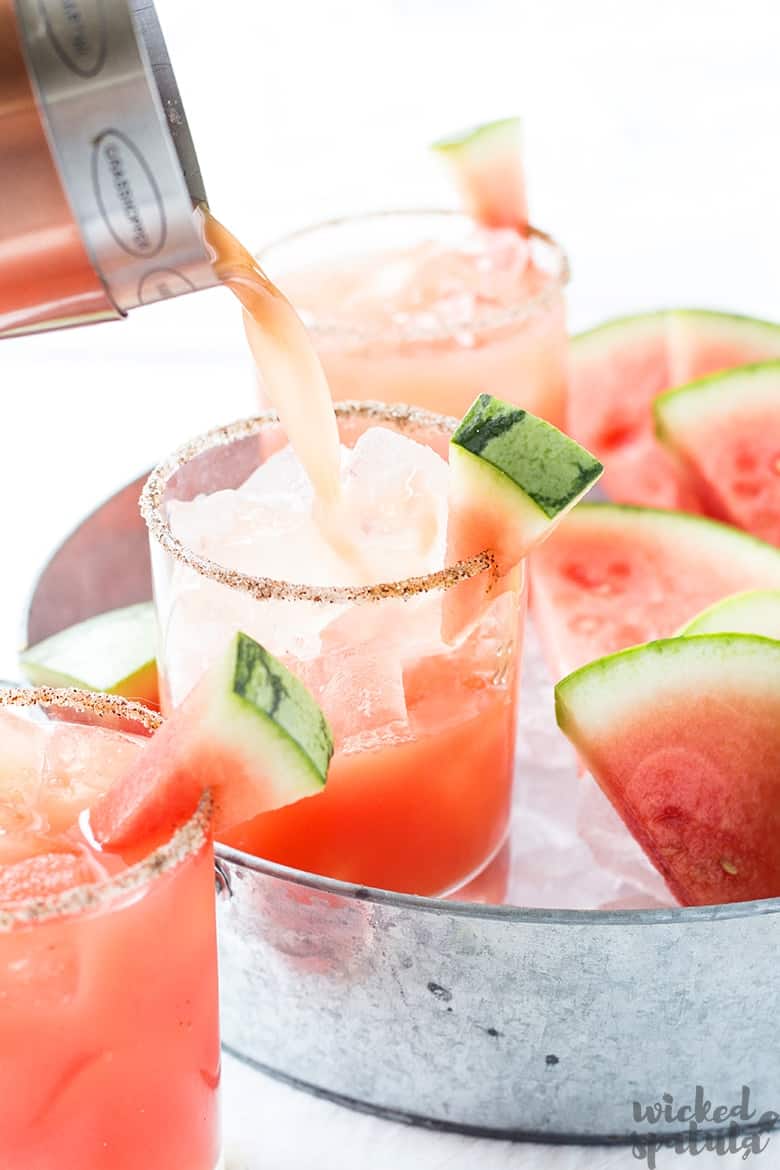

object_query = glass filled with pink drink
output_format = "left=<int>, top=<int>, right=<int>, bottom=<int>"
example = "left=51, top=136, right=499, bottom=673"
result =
left=142, top=403, right=527, bottom=896
left=258, top=210, right=569, bottom=427
left=0, top=688, right=220, bottom=1170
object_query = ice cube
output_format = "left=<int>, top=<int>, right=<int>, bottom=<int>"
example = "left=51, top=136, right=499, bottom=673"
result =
left=508, top=808, right=624, bottom=910
left=343, top=427, right=449, bottom=580
left=504, top=623, right=677, bottom=911
left=403, top=241, right=476, bottom=309
left=507, top=626, right=621, bottom=910
left=576, top=775, right=674, bottom=905
left=287, top=611, right=409, bottom=748
left=171, top=442, right=369, bottom=590
left=469, top=228, right=531, bottom=305
left=40, top=723, right=142, bottom=834
left=0, top=709, right=45, bottom=803
left=0, top=793, right=52, bottom=867
left=161, top=426, right=453, bottom=711
left=161, top=556, right=348, bottom=708
left=239, top=442, right=314, bottom=507
left=318, top=647, right=408, bottom=749
left=170, top=491, right=301, bottom=576
left=343, top=253, right=423, bottom=310
left=403, top=229, right=531, bottom=317
left=168, top=489, right=244, bottom=555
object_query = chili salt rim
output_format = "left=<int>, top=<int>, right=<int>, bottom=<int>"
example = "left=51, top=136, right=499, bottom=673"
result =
left=0, top=687, right=211, bottom=931
left=257, top=210, right=570, bottom=344
left=140, top=401, right=497, bottom=604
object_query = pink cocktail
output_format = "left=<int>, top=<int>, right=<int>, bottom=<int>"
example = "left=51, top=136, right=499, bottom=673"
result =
left=0, top=688, right=220, bottom=1170
left=259, top=210, right=569, bottom=427
left=142, top=404, right=527, bottom=896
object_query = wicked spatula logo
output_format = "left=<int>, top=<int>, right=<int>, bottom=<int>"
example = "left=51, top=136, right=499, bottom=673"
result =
left=632, top=1087, right=778, bottom=1166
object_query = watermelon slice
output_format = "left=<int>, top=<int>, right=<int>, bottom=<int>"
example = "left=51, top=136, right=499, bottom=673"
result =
left=530, top=503, right=780, bottom=679
left=20, top=603, right=159, bottom=709
left=555, top=634, right=780, bottom=905
left=444, top=394, right=601, bottom=640
left=432, top=117, right=527, bottom=231
left=655, top=361, right=780, bottom=546
left=568, top=310, right=780, bottom=511
left=681, top=589, right=780, bottom=639
left=91, top=632, right=332, bottom=851
left=448, top=394, right=603, bottom=574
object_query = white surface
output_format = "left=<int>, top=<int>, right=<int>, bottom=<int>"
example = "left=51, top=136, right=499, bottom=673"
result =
left=221, top=1053, right=775, bottom=1170
left=2, top=0, right=780, bottom=1165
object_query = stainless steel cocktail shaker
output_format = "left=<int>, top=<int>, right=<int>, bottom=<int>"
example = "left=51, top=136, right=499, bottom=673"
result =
left=0, top=0, right=216, bottom=337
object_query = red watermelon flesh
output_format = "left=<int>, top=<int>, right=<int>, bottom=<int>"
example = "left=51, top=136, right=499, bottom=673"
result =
left=555, top=634, right=780, bottom=905
left=91, top=632, right=331, bottom=853
left=530, top=504, right=780, bottom=679
left=655, top=361, right=780, bottom=547
left=432, top=117, right=528, bottom=232
left=568, top=310, right=780, bottom=511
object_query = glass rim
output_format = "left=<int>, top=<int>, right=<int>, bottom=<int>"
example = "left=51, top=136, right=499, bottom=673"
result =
left=140, top=401, right=497, bottom=604
left=0, top=686, right=211, bottom=932
left=257, top=208, right=570, bottom=343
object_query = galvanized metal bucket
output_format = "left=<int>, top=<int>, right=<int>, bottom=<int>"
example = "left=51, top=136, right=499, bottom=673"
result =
left=24, top=476, right=780, bottom=1143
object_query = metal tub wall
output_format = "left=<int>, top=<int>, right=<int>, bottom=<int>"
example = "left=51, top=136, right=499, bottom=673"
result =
left=216, top=851, right=780, bottom=1140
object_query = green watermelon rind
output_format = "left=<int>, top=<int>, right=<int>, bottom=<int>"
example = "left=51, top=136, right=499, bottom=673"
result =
left=548, top=502, right=780, bottom=574
left=206, top=632, right=333, bottom=803
left=451, top=395, right=603, bottom=526
left=654, top=359, right=780, bottom=447
left=19, top=602, right=157, bottom=697
left=680, top=589, right=780, bottom=639
left=570, top=309, right=667, bottom=356
left=571, top=309, right=780, bottom=358
left=432, top=116, right=522, bottom=157
left=670, top=308, right=780, bottom=351
left=555, top=632, right=780, bottom=742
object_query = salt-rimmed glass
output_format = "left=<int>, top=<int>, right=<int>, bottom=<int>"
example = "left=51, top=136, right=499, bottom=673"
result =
left=0, top=687, right=221, bottom=1170
left=141, top=402, right=527, bottom=897
left=258, top=210, right=570, bottom=427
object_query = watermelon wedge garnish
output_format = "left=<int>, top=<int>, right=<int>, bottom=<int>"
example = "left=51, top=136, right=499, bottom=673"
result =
left=432, top=117, right=528, bottom=231
left=91, top=632, right=333, bottom=850
left=655, top=360, right=780, bottom=546
left=444, top=394, right=602, bottom=638
left=555, top=634, right=780, bottom=905
left=20, top=603, right=159, bottom=709
left=568, top=310, right=780, bottom=511
left=448, top=394, right=603, bottom=574
left=681, top=589, right=780, bottom=640
left=530, top=503, right=780, bottom=678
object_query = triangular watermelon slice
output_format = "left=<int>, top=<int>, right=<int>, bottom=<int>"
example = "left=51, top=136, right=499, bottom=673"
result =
left=568, top=310, right=780, bottom=511
left=444, top=394, right=602, bottom=639
left=555, top=634, right=780, bottom=905
left=91, top=632, right=333, bottom=851
left=530, top=503, right=780, bottom=678
left=448, top=394, right=603, bottom=574
left=432, top=117, right=528, bottom=231
left=655, top=360, right=780, bottom=546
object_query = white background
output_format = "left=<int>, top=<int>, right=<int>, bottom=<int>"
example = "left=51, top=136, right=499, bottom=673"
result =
left=2, top=1, right=780, bottom=1165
